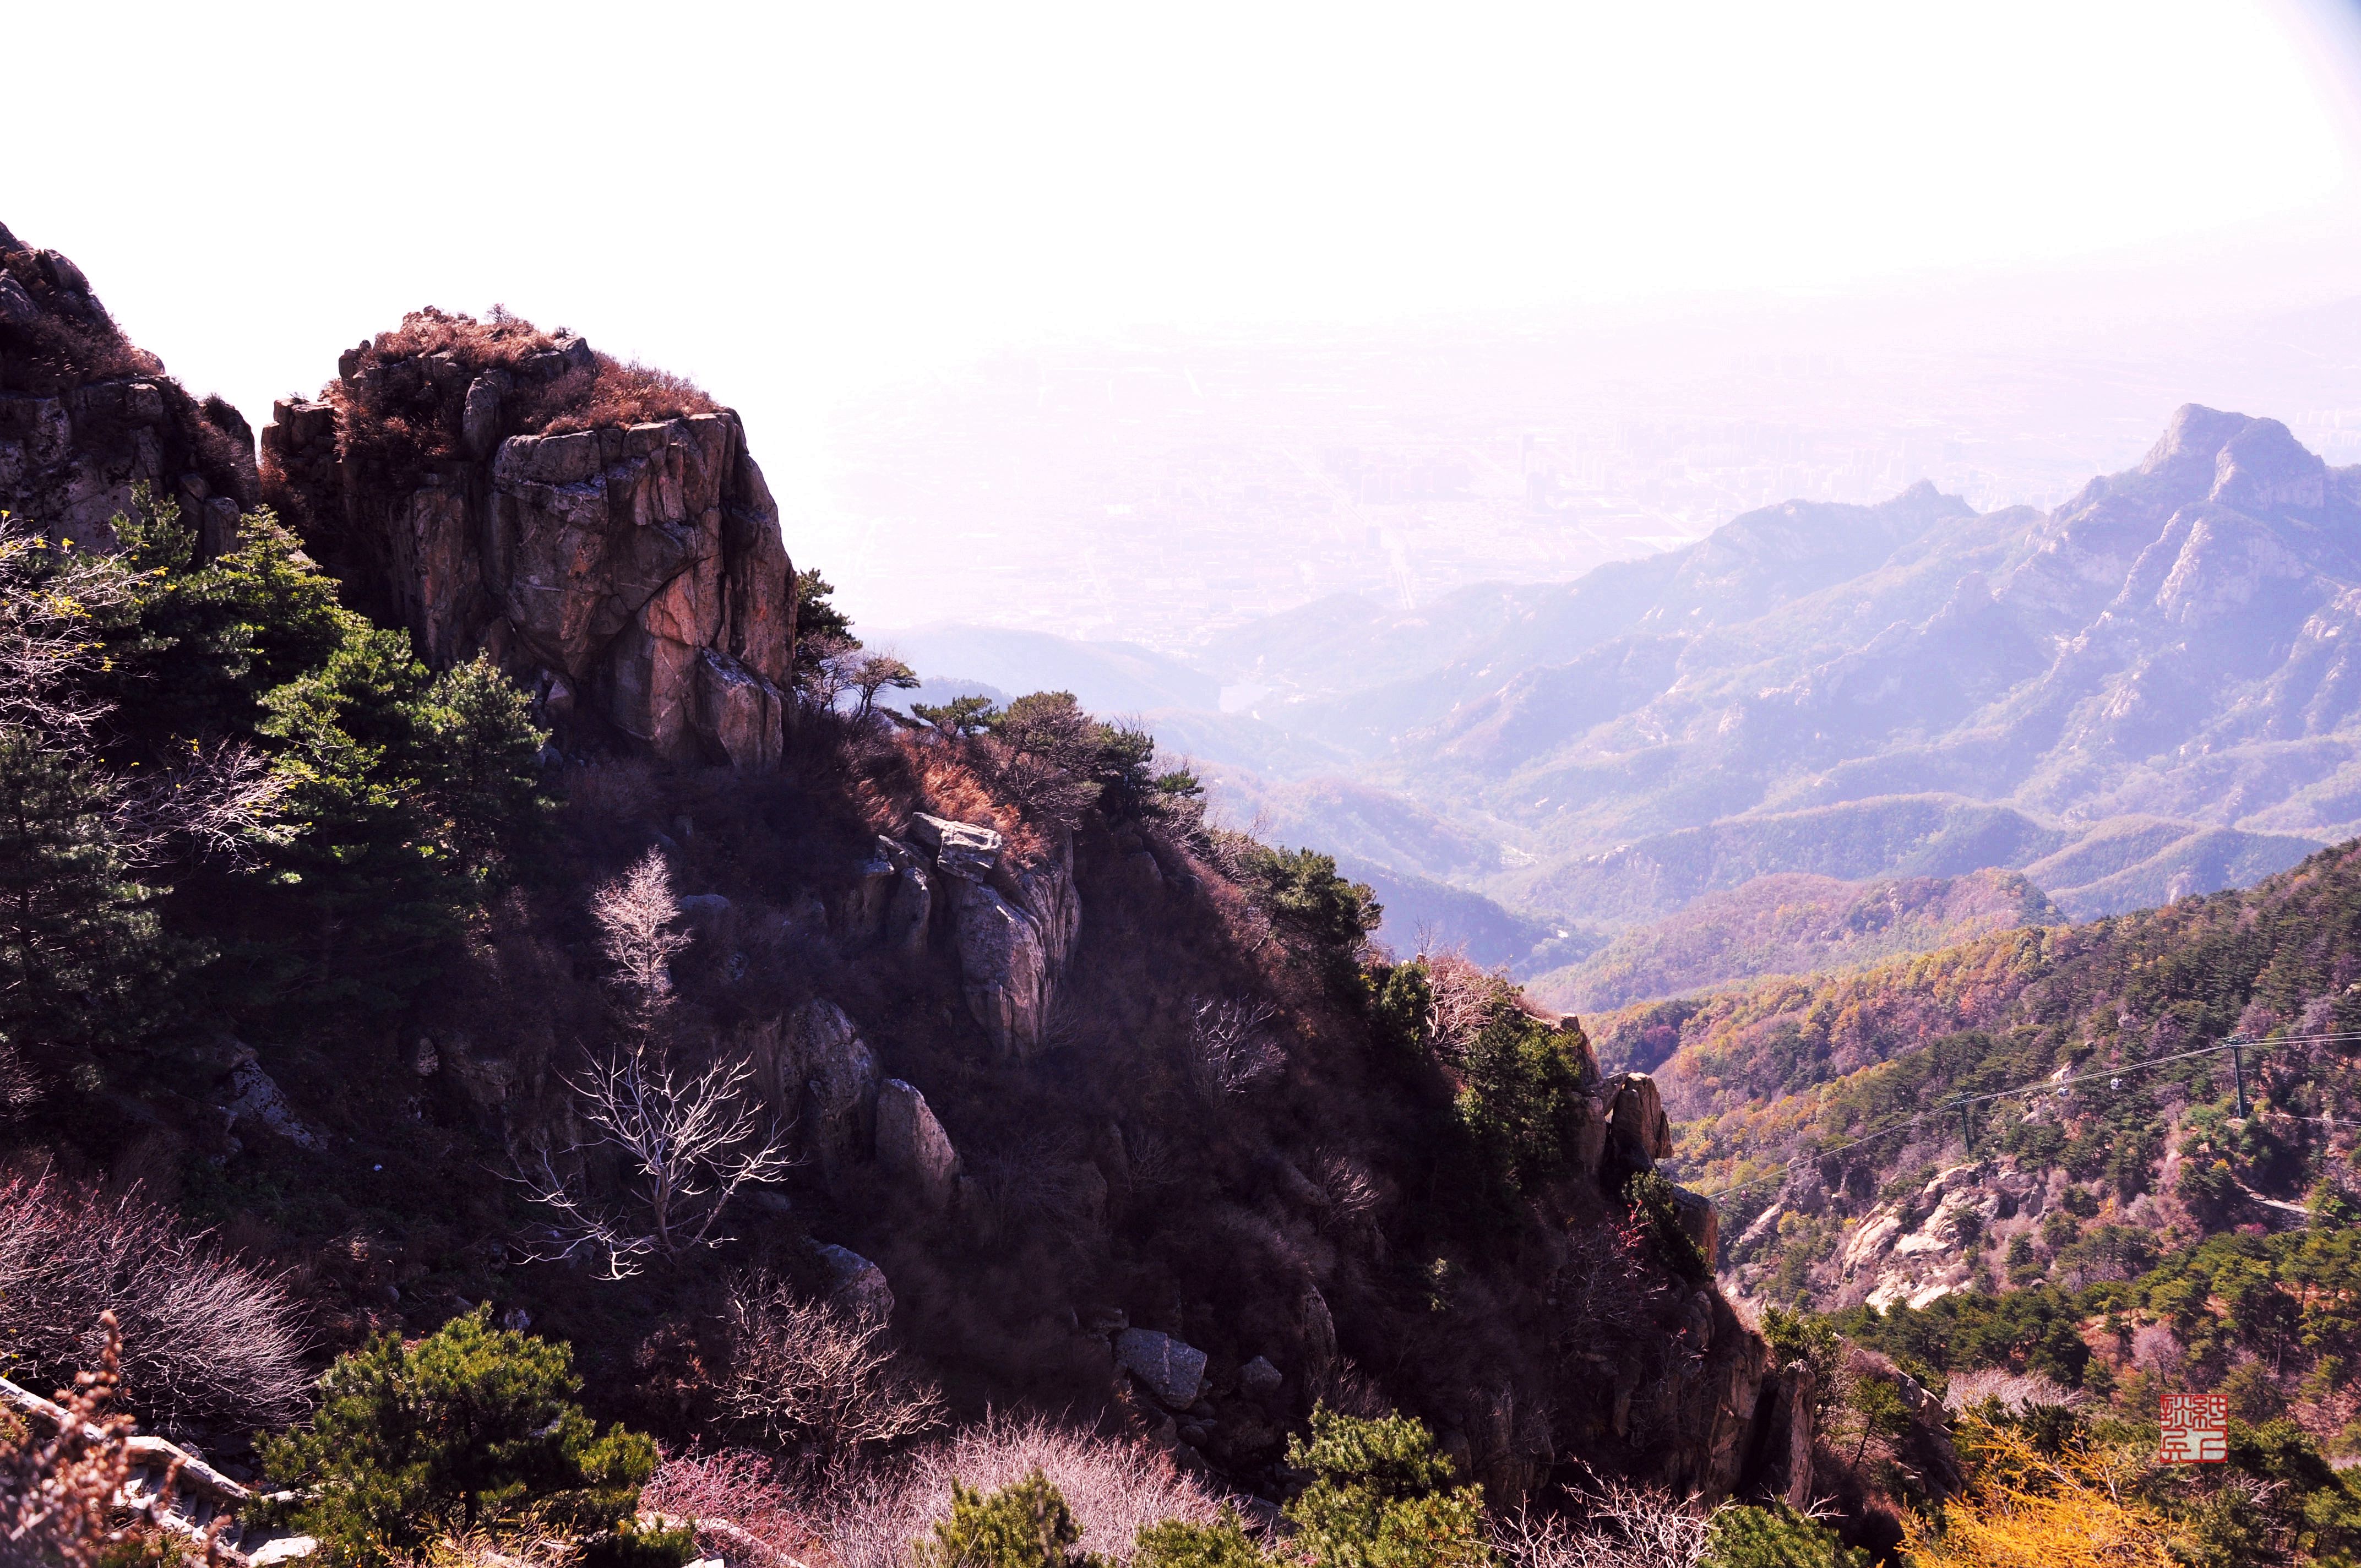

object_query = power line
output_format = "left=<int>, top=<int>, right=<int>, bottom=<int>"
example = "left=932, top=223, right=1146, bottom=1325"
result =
left=1680, top=1031, right=2324, bottom=1206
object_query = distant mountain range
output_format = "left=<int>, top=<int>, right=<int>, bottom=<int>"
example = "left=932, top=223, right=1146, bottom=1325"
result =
left=882, top=407, right=2361, bottom=1000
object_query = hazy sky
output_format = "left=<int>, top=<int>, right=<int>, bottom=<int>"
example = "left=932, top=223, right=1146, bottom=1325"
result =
left=12, top=1, right=2361, bottom=501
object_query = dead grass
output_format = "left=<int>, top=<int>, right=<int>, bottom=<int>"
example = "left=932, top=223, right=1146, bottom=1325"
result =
left=319, top=306, right=722, bottom=481
left=0, top=249, right=161, bottom=395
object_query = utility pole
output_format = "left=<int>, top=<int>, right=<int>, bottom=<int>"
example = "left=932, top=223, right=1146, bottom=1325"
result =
left=2229, top=1035, right=2249, bottom=1119
left=1961, top=1101, right=1974, bottom=1155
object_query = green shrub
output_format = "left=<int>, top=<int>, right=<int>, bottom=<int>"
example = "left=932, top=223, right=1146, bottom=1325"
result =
left=1701, top=1503, right=1866, bottom=1567
left=1238, top=847, right=1380, bottom=990
left=1623, top=1170, right=1710, bottom=1286
left=1282, top=1406, right=1487, bottom=1568
left=1134, top=1512, right=1270, bottom=1568
left=258, top=1306, right=656, bottom=1567
left=911, top=1469, right=1097, bottom=1568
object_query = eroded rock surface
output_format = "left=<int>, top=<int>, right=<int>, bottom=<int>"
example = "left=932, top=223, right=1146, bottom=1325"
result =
left=262, top=329, right=793, bottom=768
left=0, top=226, right=258, bottom=551
left=876, top=1078, right=960, bottom=1210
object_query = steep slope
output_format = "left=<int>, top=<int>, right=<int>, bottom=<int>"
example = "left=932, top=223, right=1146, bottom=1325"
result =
left=1585, top=836, right=2361, bottom=1320
left=0, top=224, right=259, bottom=548
left=0, top=233, right=1814, bottom=1518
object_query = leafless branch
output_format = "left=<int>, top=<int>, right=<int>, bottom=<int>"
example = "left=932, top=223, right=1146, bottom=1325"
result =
left=1492, top=1471, right=1727, bottom=1568
left=720, top=1271, right=945, bottom=1459
left=514, top=1042, right=794, bottom=1277
left=592, top=849, right=692, bottom=1019
left=108, top=738, right=287, bottom=868
left=0, top=513, right=130, bottom=742
left=1184, top=995, right=1282, bottom=1100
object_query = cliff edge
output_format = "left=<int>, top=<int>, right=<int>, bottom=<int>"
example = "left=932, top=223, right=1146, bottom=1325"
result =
left=261, top=309, right=795, bottom=769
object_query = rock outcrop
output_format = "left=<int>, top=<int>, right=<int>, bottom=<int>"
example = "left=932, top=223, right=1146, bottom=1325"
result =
left=875, top=1078, right=960, bottom=1210
left=0, top=226, right=258, bottom=551
left=904, top=813, right=1080, bottom=1058
left=260, top=313, right=795, bottom=768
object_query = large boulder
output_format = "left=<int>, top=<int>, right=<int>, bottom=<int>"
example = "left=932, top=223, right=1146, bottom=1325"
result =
left=950, top=878, right=1055, bottom=1060
left=260, top=315, right=793, bottom=769
left=913, top=824, right=1080, bottom=1060
left=1114, top=1329, right=1207, bottom=1407
left=875, top=1079, right=960, bottom=1210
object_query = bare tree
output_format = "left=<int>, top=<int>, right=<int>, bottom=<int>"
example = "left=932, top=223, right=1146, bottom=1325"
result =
left=0, top=513, right=131, bottom=741
left=793, top=630, right=859, bottom=710
left=590, top=849, right=691, bottom=1019
left=520, top=850, right=792, bottom=1276
left=1183, top=995, right=1282, bottom=1100
left=1418, top=942, right=1514, bottom=1064
left=108, top=738, right=285, bottom=868
left=720, top=1271, right=945, bottom=1460
left=516, top=1045, right=794, bottom=1280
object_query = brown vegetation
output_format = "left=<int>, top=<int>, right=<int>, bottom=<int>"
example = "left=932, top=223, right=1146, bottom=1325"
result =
left=0, top=1177, right=309, bottom=1439
left=0, top=1315, right=198, bottom=1568
left=718, top=1271, right=945, bottom=1458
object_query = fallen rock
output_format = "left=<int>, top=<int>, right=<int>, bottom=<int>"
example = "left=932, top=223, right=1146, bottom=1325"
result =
left=1239, top=1356, right=1283, bottom=1398
left=218, top=1050, right=325, bottom=1152
left=875, top=1079, right=960, bottom=1210
left=1114, top=1328, right=1207, bottom=1407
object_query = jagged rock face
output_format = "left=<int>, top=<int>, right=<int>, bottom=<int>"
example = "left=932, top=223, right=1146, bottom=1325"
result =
left=0, top=226, right=258, bottom=550
left=875, top=1077, right=960, bottom=1210
left=261, top=325, right=794, bottom=768
left=905, top=813, right=1081, bottom=1058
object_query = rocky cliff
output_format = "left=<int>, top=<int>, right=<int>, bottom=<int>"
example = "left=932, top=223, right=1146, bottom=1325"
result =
left=260, top=311, right=795, bottom=769
left=0, top=225, right=258, bottom=549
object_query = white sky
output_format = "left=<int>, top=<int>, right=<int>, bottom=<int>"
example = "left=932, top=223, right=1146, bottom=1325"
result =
left=10, top=1, right=2361, bottom=487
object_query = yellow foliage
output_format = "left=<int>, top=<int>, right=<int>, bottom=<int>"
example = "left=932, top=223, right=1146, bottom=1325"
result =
left=1903, top=1426, right=2176, bottom=1568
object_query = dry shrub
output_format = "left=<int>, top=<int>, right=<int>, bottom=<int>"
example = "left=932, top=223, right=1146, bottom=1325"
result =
left=908, top=743, right=1045, bottom=865
left=530, top=357, right=719, bottom=435
left=0, top=1314, right=193, bottom=1568
left=1183, top=997, right=1282, bottom=1101
left=0, top=1176, right=309, bottom=1437
left=803, top=1414, right=1226, bottom=1568
left=1942, top=1369, right=2083, bottom=1417
left=967, top=1133, right=1107, bottom=1249
left=0, top=248, right=161, bottom=394
left=325, top=306, right=721, bottom=469
left=720, top=1272, right=945, bottom=1460
left=359, top=303, right=557, bottom=368
left=640, top=1448, right=820, bottom=1564
left=1492, top=1479, right=1724, bottom=1568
